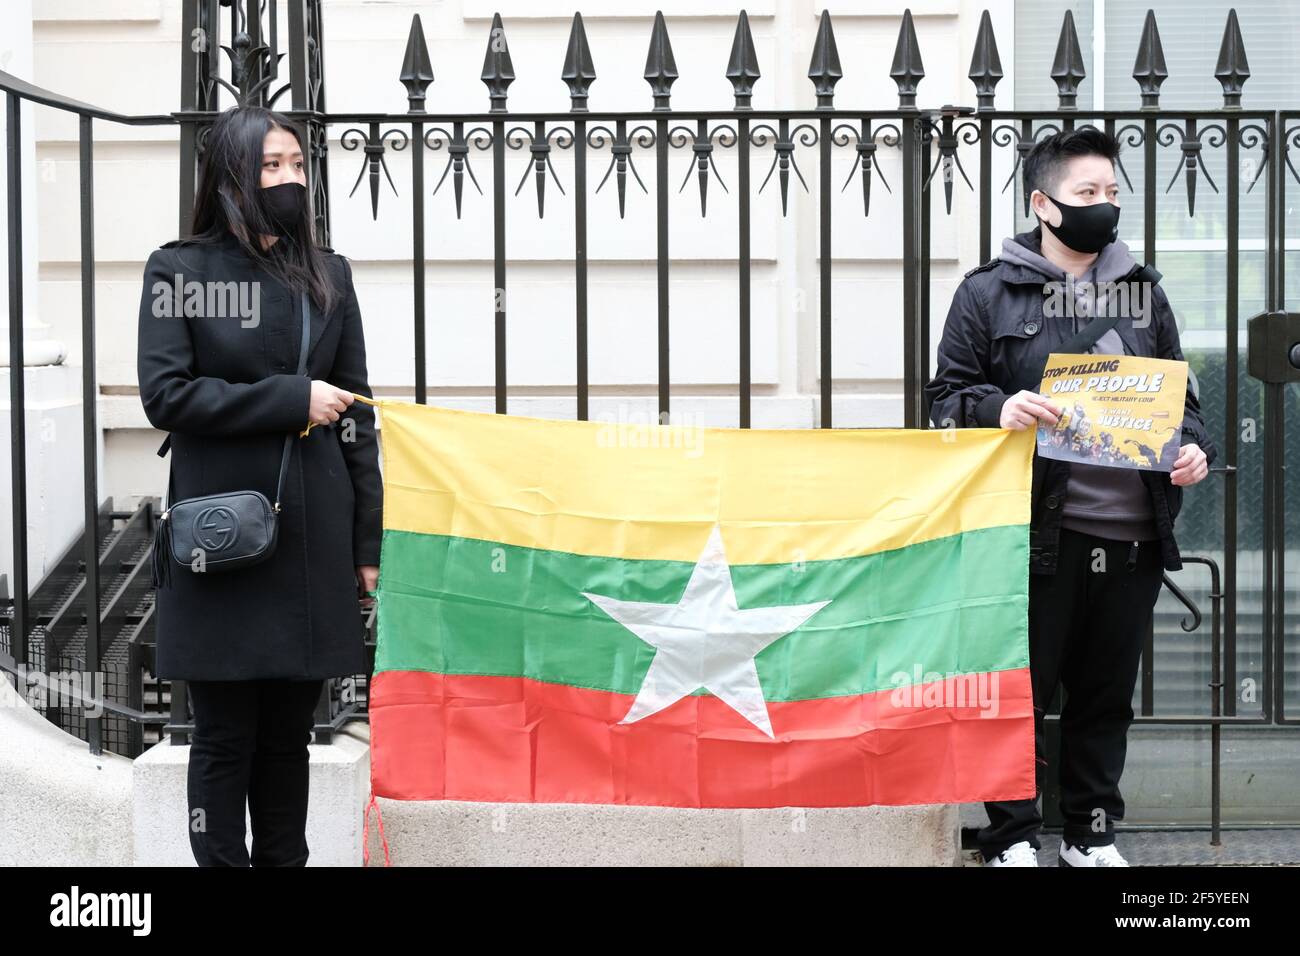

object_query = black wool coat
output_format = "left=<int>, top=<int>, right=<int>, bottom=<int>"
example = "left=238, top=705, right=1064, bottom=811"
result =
left=137, top=231, right=381, bottom=680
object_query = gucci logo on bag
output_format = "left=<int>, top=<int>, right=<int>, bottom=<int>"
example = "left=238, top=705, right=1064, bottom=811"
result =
left=193, top=506, right=241, bottom=552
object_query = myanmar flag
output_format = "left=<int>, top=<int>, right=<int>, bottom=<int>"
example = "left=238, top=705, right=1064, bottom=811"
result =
left=364, top=400, right=1036, bottom=809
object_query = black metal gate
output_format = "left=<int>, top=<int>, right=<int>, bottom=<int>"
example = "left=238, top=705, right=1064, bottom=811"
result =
left=2, top=4, right=1297, bottom=838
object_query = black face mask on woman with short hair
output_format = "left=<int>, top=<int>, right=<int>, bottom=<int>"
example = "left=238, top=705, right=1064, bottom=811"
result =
left=1039, top=193, right=1120, bottom=255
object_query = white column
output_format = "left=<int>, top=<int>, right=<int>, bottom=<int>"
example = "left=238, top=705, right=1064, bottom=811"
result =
left=0, top=0, right=64, bottom=366
left=0, top=0, right=85, bottom=593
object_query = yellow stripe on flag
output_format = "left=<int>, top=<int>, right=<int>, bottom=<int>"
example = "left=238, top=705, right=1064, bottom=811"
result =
left=361, top=398, right=1034, bottom=565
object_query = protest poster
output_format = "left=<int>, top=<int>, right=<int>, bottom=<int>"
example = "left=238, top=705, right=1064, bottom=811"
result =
left=1036, top=353, right=1188, bottom=472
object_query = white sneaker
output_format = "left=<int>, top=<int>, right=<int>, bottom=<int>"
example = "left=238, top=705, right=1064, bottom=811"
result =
left=983, top=840, right=1039, bottom=866
left=1059, top=840, right=1129, bottom=867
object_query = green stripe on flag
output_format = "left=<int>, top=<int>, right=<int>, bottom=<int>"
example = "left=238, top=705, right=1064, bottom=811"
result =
left=374, top=524, right=1028, bottom=703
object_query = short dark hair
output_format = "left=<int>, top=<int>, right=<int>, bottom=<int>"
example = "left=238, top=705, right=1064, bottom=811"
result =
left=1023, top=126, right=1121, bottom=199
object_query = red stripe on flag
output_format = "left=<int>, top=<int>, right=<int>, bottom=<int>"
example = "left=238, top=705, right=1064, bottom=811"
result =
left=368, top=669, right=1036, bottom=808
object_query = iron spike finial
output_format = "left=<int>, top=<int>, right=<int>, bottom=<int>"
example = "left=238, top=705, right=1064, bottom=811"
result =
left=728, top=10, right=761, bottom=110
left=644, top=11, right=678, bottom=110
left=481, top=12, right=515, bottom=112
left=890, top=9, right=925, bottom=110
left=1132, top=10, right=1168, bottom=109
left=562, top=12, right=597, bottom=111
left=400, top=14, right=434, bottom=112
left=1050, top=10, right=1086, bottom=109
left=1215, top=8, right=1250, bottom=108
left=808, top=10, right=842, bottom=109
left=968, top=9, right=1003, bottom=111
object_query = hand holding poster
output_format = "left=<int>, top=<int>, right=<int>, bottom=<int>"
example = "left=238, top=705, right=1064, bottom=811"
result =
left=1036, top=353, right=1188, bottom=471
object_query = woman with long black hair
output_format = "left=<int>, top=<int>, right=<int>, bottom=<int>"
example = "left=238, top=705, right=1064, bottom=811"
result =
left=137, top=105, right=381, bottom=866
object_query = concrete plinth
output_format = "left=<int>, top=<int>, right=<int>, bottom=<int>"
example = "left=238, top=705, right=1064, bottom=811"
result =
left=348, top=726, right=960, bottom=867
left=3, top=700, right=959, bottom=867
left=363, top=797, right=959, bottom=867
left=0, top=674, right=134, bottom=866
left=131, top=726, right=371, bottom=867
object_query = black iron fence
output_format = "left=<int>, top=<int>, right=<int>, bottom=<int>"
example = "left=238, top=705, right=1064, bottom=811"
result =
left=2, top=4, right=1298, bottom=837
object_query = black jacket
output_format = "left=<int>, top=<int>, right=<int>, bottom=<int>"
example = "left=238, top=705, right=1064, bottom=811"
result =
left=924, top=229, right=1217, bottom=575
left=137, top=231, right=381, bottom=680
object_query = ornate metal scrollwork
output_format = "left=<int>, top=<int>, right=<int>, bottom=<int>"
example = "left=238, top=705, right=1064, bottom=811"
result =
left=832, top=122, right=900, bottom=218
left=669, top=122, right=733, bottom=217
left=750, top=120, right=818, bottom=216
left=426, top=124, right=487, bottom=220
left=992, top=122, right=1062, bottom=216
left=1157, top=120, right=1224, bottom=217
left=340, top=126, right=408, bottom=221
left=587, top=122, right=653, bottom=219
left=505, top=124, right=571, bottom=218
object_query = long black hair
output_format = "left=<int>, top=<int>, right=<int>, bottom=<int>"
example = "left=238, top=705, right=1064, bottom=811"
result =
left=188, top=106, right=338, bottom=313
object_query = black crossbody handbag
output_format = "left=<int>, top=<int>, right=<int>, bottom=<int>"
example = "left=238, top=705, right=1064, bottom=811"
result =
left=150, top=292, right=311, bottom=589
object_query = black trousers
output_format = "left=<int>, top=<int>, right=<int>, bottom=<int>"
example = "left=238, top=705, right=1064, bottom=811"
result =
left=186, top=677, right=324, bottom=867
left=978, top=527, right=1164, bottom=861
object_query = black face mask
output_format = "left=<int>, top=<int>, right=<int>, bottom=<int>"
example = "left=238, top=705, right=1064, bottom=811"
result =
left=1039, top=193, right=1120, bottom=254
left=261, top=181, right=306, bottom=236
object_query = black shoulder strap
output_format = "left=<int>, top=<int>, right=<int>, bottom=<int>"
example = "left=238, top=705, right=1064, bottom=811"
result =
left=1055, top=262, right=1160, bottom=355
left=160, top=292, right=309, bottom=512
left=1057, top=311, right=1124, bottom=355
left=1133, top=263, right=1162, bottom=285
left=272, top=292, right=311, bottom=511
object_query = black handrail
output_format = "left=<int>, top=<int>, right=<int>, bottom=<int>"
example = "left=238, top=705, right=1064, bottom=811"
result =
left=0, top=69, right=174, bottom=125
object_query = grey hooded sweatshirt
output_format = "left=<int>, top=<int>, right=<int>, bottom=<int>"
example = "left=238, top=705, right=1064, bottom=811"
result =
left=998, top=233, right=1160, bottom=543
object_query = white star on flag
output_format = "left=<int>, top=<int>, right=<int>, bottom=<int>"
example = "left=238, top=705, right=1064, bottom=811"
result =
left=581, top=524, right=831, bottom=738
